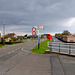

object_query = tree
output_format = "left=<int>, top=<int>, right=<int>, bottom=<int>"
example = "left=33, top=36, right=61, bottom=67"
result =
left=1, top=38, right=5, bottom=45
left=24, top=34, right=27, bottom=37
left=62, top=30, right=70, bottom=35
left=11, top=37, right=17, bottom=41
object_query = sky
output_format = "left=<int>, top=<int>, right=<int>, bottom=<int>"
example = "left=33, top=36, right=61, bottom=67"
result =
left=0, top=0, right=75, bottom=36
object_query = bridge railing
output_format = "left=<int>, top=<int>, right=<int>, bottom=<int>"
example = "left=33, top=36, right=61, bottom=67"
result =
left=48, top=42, right=75, bottom=55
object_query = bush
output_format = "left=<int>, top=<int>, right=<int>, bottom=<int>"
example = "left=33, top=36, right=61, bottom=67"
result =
left=5, top=41, right=21, bottom=44
left=11, top=37, right=17, bottom=41
left=1, top=38, right=5, bottom=45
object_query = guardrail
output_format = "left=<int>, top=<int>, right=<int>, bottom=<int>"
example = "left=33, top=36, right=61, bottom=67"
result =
left=48, top=42, right=75, bottom=55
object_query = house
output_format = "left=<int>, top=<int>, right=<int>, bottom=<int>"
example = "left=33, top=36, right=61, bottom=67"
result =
left=7, top=33, right=17, bottom=38
left=41, top=34, right=47, bottom=38
left=5, top=37, right=11, bottom=42
left=62, top=35, right=75, bottom=42
left=4, top=33, right=17, bottom=42
left=17, top=36, right=24, bottom=40
left=27, top=35, right=38, bottom=39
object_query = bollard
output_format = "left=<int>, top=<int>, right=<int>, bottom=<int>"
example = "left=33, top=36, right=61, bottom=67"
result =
left=50, top=43, right=52, bottom=51
left=69, top=44, right=71, bottom=54
left=59, top=43, right=60, bottom=52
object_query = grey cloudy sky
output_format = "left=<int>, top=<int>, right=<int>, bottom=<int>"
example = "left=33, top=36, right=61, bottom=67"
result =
left=0, top=0, right=75, bottom=35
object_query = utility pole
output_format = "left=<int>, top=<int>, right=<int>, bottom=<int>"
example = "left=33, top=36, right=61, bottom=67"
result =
left=1, top=20, right=5, bottom=45
left=3, top=20, right=5, bottom=37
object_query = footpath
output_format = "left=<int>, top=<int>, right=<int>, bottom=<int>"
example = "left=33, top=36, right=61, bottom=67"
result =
left=50, top=54, right=75, bottom=75
left=4, top=53, right=51, bottom=75
left=3, top=53, right=75, bottom=75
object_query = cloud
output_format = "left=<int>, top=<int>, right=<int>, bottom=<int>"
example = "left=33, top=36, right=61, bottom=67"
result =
left=0, top=0, right=75, bottom=35
left=62, top=17, right=75, bottom=27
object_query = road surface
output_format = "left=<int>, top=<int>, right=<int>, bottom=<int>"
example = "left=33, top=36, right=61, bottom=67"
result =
left=0, top=40, right=75, bottom=75
left=0, top=41, right=51, bottom=75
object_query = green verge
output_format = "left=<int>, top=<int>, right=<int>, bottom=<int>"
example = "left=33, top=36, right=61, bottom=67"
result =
left=0, top=44, right=5, bottom=48
left=32, top=39, right=53, bottom=54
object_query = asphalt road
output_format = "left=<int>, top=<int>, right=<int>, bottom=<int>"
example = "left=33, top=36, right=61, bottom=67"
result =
left=0, top=40, right=51, bottom=75
left=0, top=40, right=75, bottom=75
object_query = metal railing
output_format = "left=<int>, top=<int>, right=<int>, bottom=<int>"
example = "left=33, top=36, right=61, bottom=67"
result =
left=48, top=42, right=75, bottom=55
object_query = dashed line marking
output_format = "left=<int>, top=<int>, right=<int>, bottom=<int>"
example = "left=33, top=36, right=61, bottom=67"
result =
left=12, top=50, right=15, bottom=53
left=7, top=48, right=21, bottom=55
left=8, top=52, right=11, bottom=54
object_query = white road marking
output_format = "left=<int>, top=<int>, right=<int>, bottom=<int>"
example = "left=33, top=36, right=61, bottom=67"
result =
left=8, top=52, right=11, bottom=54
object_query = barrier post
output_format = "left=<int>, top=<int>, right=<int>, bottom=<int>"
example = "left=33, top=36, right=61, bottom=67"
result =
left=59, top=43, right=60, bottom=52
left=69, top=44, right=71, bottom=54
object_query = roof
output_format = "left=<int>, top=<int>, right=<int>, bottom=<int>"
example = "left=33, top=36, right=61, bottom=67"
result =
left=8, top=33, right=16, bottom=35
left=63, top=35, right=70, bottom=37
left=62, top=35, right=75, bottom=38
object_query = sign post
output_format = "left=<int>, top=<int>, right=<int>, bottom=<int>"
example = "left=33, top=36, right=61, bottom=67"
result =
left=32, top=26, right=44, bottom=49
left=38, top=26, right=44, bottom=49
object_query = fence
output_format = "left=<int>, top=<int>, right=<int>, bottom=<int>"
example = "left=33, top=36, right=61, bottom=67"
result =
left=48, top=42, right=75, bottom=55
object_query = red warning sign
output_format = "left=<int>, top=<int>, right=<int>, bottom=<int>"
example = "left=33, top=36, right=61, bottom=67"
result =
left=32, top=27, right=36, bottom=36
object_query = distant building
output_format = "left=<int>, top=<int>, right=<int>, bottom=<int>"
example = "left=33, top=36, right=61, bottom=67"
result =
left=5, top=33, right=17, bottom=38
left=4, top=33, right=17, bottom=42
left=27, top=35, right=38, bottom=39
left=62, top=35, right=75, bottom=42
left=5, top=37, right=11, bottom=42
left=41, top=34, right=47, bottom=38
left=17, top=36, right=24, bottom=40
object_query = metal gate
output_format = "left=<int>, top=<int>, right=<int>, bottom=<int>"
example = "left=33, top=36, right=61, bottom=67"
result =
left=48, top=42, right=75, bottom=55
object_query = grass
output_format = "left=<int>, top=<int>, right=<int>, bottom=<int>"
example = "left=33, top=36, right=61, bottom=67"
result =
left=0, top=44, right=5, bottom=48
left=12, top=42, right=20, bottom=45
left=32, top=39, right=53, bottom=54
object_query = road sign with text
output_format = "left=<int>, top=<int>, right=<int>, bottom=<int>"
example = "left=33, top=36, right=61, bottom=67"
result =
left=38, top=26, right=44, bottom=30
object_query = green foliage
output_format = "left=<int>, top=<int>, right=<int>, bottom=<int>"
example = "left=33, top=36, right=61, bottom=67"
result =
left=32, top=39, right=53, bottom=54
left=5, top=41, right=21, bottom=44
left=4, top=35, right=8, bottom=39
left=55, top=33, right=62, bottom=36
left=62, top=30, right=70, bottom=35
left=1, top=38, right=5, bottom=45
left=24, top=34, right=27, bottom=37
left=11, top=37, right=17, bottom=41
left=0, top=44, right=5, bottom=48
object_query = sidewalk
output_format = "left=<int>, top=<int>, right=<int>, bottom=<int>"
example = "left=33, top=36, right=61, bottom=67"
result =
left=50, top=54, right=75, bottom=75
left=5, top=53, right=51, bottom=75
